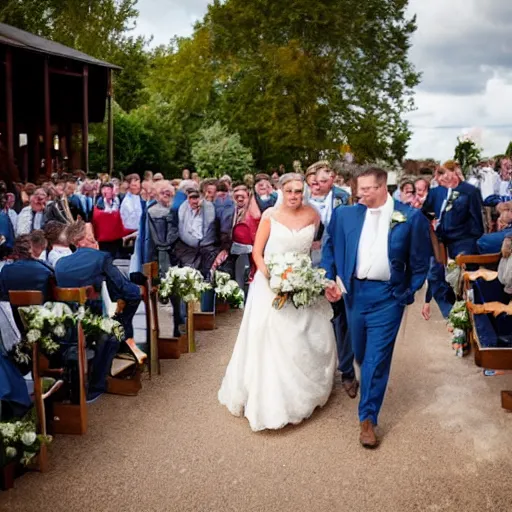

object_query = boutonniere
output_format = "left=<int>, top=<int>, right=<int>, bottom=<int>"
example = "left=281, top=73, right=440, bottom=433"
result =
left=333, top=197, right=343, bottom=209
left=390, top=210, right=407, bottom=229
left=445, top=191, right=460, bottom=212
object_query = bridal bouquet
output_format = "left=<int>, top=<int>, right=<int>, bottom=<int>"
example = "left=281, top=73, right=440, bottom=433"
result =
left=214, top=271, right=245, bottom=309
left=266, top=252, right=328, bottom=309
left=159, top=266, right=211, bottom=303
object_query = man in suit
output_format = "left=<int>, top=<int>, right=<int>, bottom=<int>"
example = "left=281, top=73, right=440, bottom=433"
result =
left=308, top=161, right=356, bottom=397
left=55, top=221, right=141, bottom=339
left=322, top=167, right=431, bottom=448
left=422, top=162, right=484, bottom=258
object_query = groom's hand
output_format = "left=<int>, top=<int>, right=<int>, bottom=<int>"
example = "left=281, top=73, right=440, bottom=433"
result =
left=325, top=282, right=342, bottom=302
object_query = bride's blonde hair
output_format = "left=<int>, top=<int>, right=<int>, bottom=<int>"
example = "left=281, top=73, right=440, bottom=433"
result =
left=279, top=173, right=304, bottom=189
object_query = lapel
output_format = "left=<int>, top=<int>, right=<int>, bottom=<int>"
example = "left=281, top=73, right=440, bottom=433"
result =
left=346, top=204, right=366, bottom=279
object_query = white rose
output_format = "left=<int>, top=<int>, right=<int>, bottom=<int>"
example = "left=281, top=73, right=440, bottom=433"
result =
left=26, top=329, right=41, bottom=343
left=21, top=431, right=37, bottom=446
left=100, top=318, right=114, bottom=333
left=0, top=423, right=16, bottom=439
left=5, top=446, right=17, bottom=458
left=53, top=324, right=66, bottom=338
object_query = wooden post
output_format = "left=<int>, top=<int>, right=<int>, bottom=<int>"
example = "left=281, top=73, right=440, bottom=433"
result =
left=82, top=65, right=89, bottom=174
left=187, top=302, right=196, bottom=353
left=43, top=58, right=52, bottom=177
left=107, top=68, right=114, bottom=176
left=5, top=48, right=14, bottom=163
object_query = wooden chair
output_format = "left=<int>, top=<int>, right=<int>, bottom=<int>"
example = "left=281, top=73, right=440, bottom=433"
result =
left=8, top=290, right=64, bottom=471
left=50, top=286, right=89, bottom=435
left=141, top=262, right=160, bottom=376
left=144, top=262, right=187, bottom=360
left=456, top=253, right=512, bottom=411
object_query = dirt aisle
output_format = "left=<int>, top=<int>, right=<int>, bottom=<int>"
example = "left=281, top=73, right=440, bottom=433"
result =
left=1, top=302, right=511, bottom=512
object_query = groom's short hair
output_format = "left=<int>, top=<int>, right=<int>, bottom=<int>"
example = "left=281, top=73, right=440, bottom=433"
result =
left=358, top=167, right=388, bottom=184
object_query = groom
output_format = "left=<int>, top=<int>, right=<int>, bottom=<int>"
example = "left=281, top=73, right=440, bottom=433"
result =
left=321, top=167, right=431, bottom=448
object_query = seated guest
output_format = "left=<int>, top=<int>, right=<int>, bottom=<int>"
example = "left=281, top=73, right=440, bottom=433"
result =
left=120, top=173, right=144, bottom=232
left=494, top=156, right=511, bottom=196
left=423, top=162, right=484, bottom=258
left=30, top=229, right=48, bottom=262
left=477, top=203, right=512, bottom=254
left=16, top=188, right=47, bottom=235
left=44, top=221, right=72, bottom=267
left=0, top=234, right=54, bottom=301
left=55, top=221, right=141, bottom=339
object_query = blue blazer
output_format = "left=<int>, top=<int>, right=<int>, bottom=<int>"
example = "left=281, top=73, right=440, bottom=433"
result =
left=0, top=259, right=54, bottom=301
left=55, top=247, right=140, bottom=302
left=422, top=182, right=484, bottom=243
left=321, top=200, right=432, bottom=306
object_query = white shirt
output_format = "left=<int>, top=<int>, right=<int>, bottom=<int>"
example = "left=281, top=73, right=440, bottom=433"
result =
left=120, top=192, right=143, bottom=230
left=47, top=246, right=73, bottom=267
left=356, top=194, right=394, bottom=281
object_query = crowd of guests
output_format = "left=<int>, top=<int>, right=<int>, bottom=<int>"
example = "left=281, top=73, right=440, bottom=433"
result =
left=0, top=156, right=511, bottom=404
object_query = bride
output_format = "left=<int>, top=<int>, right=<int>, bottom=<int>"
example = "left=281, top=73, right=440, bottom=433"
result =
left=218, top=173, right=336, bottom=432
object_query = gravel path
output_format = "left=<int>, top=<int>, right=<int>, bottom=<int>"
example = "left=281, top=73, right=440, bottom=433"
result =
left=1, top=301, right=512, bottom=512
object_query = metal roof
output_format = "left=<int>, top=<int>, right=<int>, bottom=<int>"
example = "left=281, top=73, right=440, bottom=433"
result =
left=0, top=22, right=121, bottom=69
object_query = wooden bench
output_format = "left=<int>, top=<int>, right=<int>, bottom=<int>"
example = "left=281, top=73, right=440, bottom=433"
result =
left=456, top=253, right=512, bottom=411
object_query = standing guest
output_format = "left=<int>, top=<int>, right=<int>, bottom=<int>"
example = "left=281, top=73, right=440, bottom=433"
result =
left=93, top=182, right=124, bottom=258
left=3, top=193, right=17, bottom=232
left=96, top=182, right=120, bottom=212
left=253, top=173, right=278, bottom=213
left=55, top=221, right=141, bottom=340
left=141, top=179, right=155, bottom=202
left=17, top=188, right=47, bottom=235
left=322, top=167, right=431, bottom=448
left=201, top=179, right=218, bottom=202
left=44, top=221, right=72, bottom=267
left=399, top=179, right=416, bottom=205
left=144, top=170, right=153, bottom=182
left=0, top=234, right=54, bottom=301
left=220, top=175, right=232, bottom=192
left=111, top=178, right=122, bottom=199
left=412, top=177, right=430, bottom=208
left=182, top=169, right=191, bottom=180
left=65, top=178, right=87, bottom=220
left=191, top=172, right=200, bottom=184
left=153, top=173, right=164, bottom=182
left=307, top=161, right=354, bottom=397
left=78, top=181, right=96, bottom=222
left=423, top=164, right=484, bottom=258
left=120, top=173, right=144, bottom=232
left=243, top=174, right=254, bottom=190
left=212, top=181, right=235, bottom=274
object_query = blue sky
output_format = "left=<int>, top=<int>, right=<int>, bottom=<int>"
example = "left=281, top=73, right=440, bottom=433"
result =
left=133, top=0, right=512, bottom=161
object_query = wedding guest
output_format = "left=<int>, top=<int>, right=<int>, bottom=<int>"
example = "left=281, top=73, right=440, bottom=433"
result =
left=477, top=201, right=512, bottom=254
left=308, top=161, right=354, bottom=397
left=44, top=221, right=72, bottom=267
left=3, top=193, right=17, bottom=232
left=29, top=229, right=48, bottom=261
left=120, top=173, right=145, bottom=232
left=153, top=173, right=164, bottom=182
left=399, top=179, right=416, bottom=205
left=55, top=220, right=141, bottom=339
left=412, top=177, right=430, bottom=208
left=96, top=182, right=120, bottom=212
left=423, top=164, right=484, bottom=258
left=253, top=173, right=278, bottom=213
left=191, top=172, right=200, bottom=184
left=16, top=188, right=47, bottom=235
left=0, top=234, right=54, bottom=301
left=201, top=179, right=218, bottom=202
left=495, top=156, right=511, bottom=196
left=182, top=169, right=191, bottom=180
left=65, top=178, right=87, bottom=220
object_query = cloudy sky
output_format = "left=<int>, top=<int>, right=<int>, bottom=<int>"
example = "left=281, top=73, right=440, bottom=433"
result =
left=133, top=0, right=512, bottom=161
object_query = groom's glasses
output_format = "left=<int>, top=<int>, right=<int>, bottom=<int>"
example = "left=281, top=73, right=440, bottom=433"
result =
left=359, top=185, right=382, bottom=194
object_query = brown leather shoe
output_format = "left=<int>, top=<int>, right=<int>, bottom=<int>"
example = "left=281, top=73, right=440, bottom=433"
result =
left=359, top=419, right=379, bottom=449
left=342, top=378, right=359, bottom=399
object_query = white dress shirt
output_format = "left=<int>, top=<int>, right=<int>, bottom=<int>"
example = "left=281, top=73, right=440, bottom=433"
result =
left=120, top=192, right=143, bottom=230
left=356, top=194, right=394, bottom=281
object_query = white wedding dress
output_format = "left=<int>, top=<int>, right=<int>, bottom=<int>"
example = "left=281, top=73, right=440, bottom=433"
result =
left=218, top=217, right=336, bottom=432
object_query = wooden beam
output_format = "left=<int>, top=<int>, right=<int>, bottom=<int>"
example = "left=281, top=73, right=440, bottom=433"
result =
left=49, top=67, right=82, bottom=78
left=5, top=48, right=14, bottom=163
left=43, top=58, right=52, bottom=177
left=82, top=64, right=89, bottom=174
left=107, top=68, right=114, bottom=176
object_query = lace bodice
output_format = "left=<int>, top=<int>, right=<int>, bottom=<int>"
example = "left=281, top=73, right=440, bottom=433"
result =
left=264, top=217, right=315, bottom=259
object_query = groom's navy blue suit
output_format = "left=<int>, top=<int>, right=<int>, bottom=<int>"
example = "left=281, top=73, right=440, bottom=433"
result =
left=321, top=200, right=431, bottom=424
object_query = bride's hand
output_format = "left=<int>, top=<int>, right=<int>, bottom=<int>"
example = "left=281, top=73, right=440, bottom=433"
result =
left=261, top=265, right=270, bottom=279
left=325, top=281, right=342, bottom=302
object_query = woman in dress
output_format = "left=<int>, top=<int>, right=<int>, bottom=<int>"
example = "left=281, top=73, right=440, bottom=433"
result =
left=218, top=173, right=336, bottom=432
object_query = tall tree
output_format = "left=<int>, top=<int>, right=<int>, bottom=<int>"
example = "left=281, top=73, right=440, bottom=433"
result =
left=147, top=0, right=420, bottom=168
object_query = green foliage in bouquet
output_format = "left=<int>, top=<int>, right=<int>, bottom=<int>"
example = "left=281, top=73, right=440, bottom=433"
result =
left=159, top=266, right=211, bottom=303
left=191, top=122, right=254, bottom=181
left=79, top=308, right=125, bottom=342
left=454, top=134, right=482, bottom=177
left=448, top=301, right=471, bottom=331
left=214, top=271, right=244, bottom=309
left=0, top=411, right=51, bottom=467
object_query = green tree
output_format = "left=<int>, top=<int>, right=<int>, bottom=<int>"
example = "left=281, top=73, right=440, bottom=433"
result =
left=505, top=142, right=512, bottom=158
left=147, top=0, right=420, bottom=168
left=191, top=122, right=254, bottom=180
